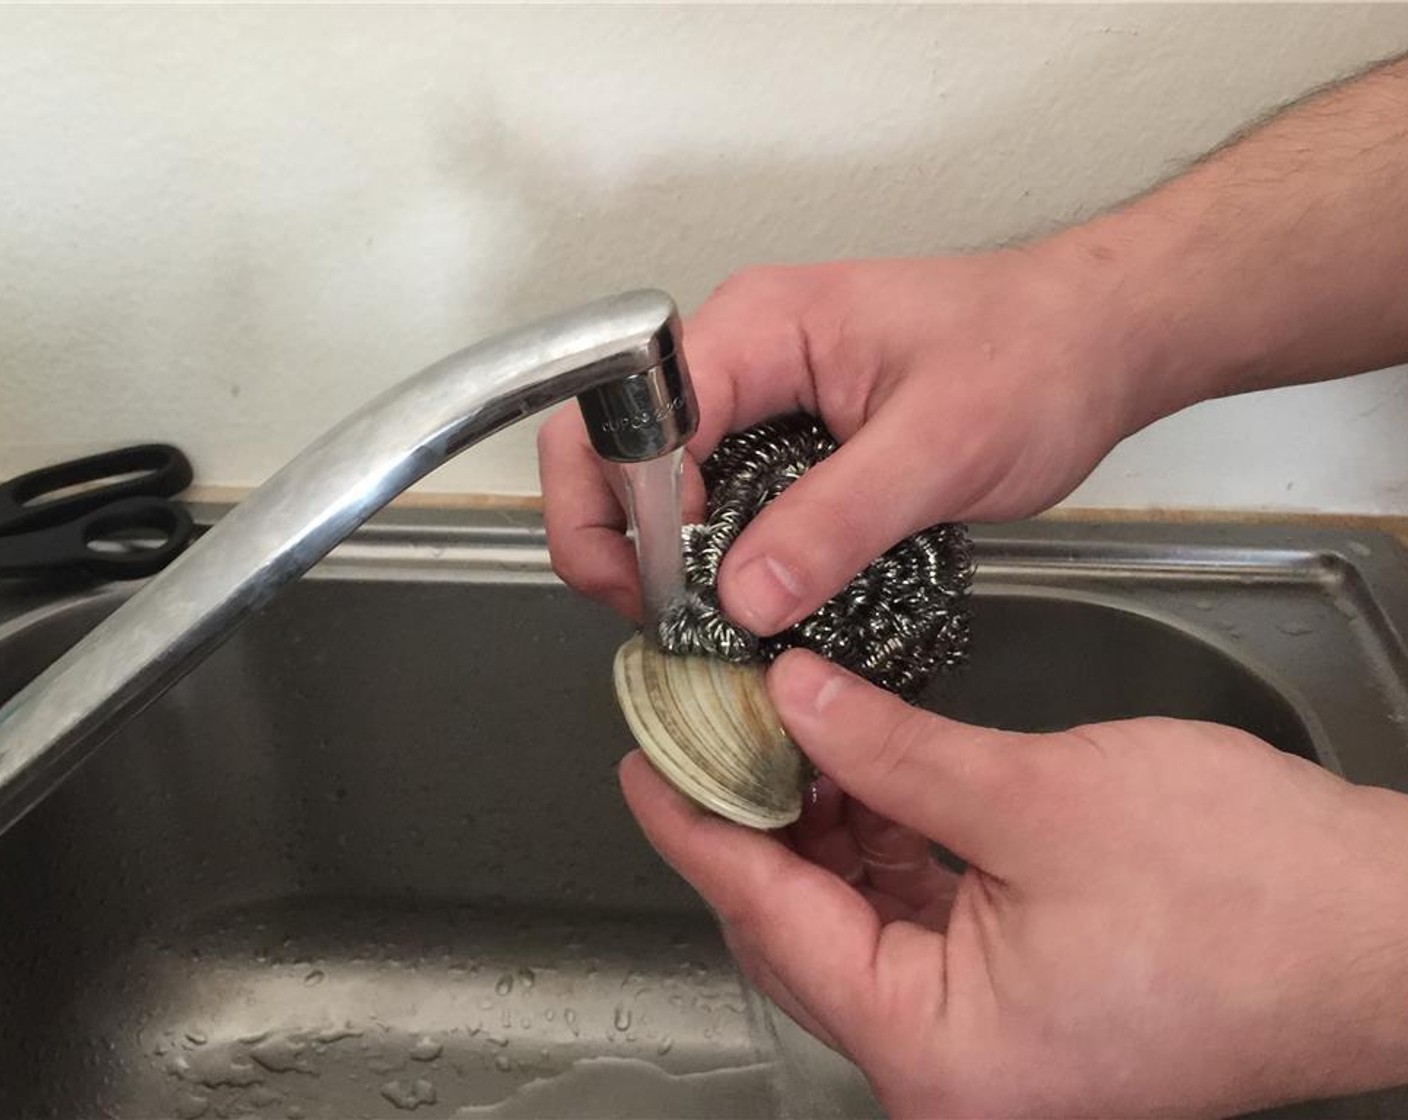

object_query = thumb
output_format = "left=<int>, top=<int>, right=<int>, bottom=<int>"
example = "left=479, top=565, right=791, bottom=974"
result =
left=768, top=649, right=1047, bottom=872
left=715, top=403, right=962, bottom=636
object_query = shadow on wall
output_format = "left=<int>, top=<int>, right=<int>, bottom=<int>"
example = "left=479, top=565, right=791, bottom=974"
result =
left=427, top=78, right=1118, bottom=331
left=380, top=2, right=1408, bottom=497
left=5, top=3, right=1408, bottom=491
left=419, top=5, right=1405, bottom=334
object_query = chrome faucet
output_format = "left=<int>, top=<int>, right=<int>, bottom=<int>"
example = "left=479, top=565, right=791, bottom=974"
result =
left=0, top=290, right=698, bottom=837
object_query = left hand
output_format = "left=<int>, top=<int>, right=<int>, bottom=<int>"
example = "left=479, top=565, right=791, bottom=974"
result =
left=621, top=649, right=1408, bottom=1119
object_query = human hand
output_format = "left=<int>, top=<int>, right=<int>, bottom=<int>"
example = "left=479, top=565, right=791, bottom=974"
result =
left=621, top=649, right=1408, bottom=1118
left=538, top=251, right=1149, bottom=630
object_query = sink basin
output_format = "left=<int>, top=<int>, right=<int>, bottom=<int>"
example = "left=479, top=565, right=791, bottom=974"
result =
left=2, top=510, right=1408, bottom=1119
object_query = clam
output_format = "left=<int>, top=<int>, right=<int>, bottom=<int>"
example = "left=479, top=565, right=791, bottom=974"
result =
left=612, top=634, right=805, bottom=830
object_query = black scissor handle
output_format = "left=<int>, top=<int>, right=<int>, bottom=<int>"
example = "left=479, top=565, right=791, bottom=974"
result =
left=0, top=444, right=193, bottom=537
left=0, top=497, right=194, bottom=580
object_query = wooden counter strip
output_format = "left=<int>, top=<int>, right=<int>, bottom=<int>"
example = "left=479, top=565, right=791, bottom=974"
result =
left=184, top=487, right=1408, bottom=552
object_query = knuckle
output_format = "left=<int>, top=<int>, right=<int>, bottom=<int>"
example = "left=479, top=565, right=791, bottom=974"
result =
left=767, top=489, right=872, bottom=585
left=704, top=270, right=752, bottom=307
left=539, top=502, right=572, bottom=550
left=534, top=418, right=559, bottom=457
left=707, top=264, right=806, bottom=309
left=566, top=566, right=630, bottom=606
left=545, top=547, right=574, bottom=585
left=542, top=536, right=618, bottom=603
left=546, top=549, right=591, bottom=597
left=536, top=408, right=582, bottom=456
left=709, top=266, right=763, bottom=300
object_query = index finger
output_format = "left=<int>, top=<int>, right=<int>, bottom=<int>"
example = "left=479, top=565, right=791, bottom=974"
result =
left=538, top=268, right=831, bottom=613
left=537, top=407, right=641, bottom=620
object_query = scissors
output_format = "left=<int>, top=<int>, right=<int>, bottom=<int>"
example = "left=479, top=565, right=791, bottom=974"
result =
left=0, top=444, right=196, bottom=580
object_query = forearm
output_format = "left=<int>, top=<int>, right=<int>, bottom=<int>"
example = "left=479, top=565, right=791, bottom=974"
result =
left=1045, top=52, right=1408, bottom=427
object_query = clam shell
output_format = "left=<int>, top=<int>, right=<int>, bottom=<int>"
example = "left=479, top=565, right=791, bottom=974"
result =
left=613, top=634, right=804, bottom=830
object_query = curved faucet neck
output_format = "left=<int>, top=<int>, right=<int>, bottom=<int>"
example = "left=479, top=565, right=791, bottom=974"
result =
left=0, top=289, right=696, bottom=837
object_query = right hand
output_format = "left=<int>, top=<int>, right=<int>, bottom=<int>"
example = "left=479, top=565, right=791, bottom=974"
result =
left=538, top=249, right=1153, bottom=631
left=621, top=651, right=1408, bottom=1118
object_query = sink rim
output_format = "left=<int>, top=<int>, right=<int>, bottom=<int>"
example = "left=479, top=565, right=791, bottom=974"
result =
left=0, top=513, right=1368, bottom=787
left=966, top=579, right=1333, bottom=763
left=3, top=511, right=1407, bottom=1120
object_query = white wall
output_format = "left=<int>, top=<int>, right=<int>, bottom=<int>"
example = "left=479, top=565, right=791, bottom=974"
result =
left=2, top=4, right=1407, bottom=513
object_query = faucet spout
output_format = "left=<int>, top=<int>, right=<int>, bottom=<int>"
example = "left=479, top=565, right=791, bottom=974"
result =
left=0, top=289, right=695, bottom=838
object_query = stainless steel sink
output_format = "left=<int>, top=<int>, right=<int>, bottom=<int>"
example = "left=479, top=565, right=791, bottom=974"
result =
left=3, top=510, right=1408, bottom=1120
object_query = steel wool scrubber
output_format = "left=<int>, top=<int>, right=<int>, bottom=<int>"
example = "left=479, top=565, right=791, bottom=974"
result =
left=613, top=413, right=974, bottom=829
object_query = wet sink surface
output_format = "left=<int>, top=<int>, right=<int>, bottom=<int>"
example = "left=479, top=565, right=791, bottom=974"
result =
left=2, top=513, right=1408, bottom=1119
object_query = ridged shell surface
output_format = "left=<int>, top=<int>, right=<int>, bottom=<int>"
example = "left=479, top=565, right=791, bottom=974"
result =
left=613, top=634, right=804, bottom=829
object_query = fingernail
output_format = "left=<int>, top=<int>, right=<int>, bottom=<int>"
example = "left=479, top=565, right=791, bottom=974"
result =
left=774, top=652, right=849, bottom=716
left=730, top=554, right=803, bottom=633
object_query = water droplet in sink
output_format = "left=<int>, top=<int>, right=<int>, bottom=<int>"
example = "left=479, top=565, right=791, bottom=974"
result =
left=495, top=1054, right=513, bottom=1073
left=455, top=1057, right=778, bottom=1117
left=409, top=1036, right=442, bottom=1062
left=250, top=1032, right=315, bottom=1074
left=175, top=1093, right=209, bottom=1120
left=564, top=1008, right=579, bottom=1036
left=315, top=1022, right=361, bottom=1045
left=1349, top=541, right=1374, bottom=558
left=1277, top=620, right=1314, bottom=637
left=613, top=1006, right=632, bottom=1033
left=184, top=1030, right=208, bottom=1047
left=380, top=1077, right=437, bottom=1111
left=517, top=967, right=536, bottom=990
left=657, top=1036, right=673, bottom=1056
left=496, top=973, right=515, bottom=996
left=303, top=968, right=325, bottom=986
